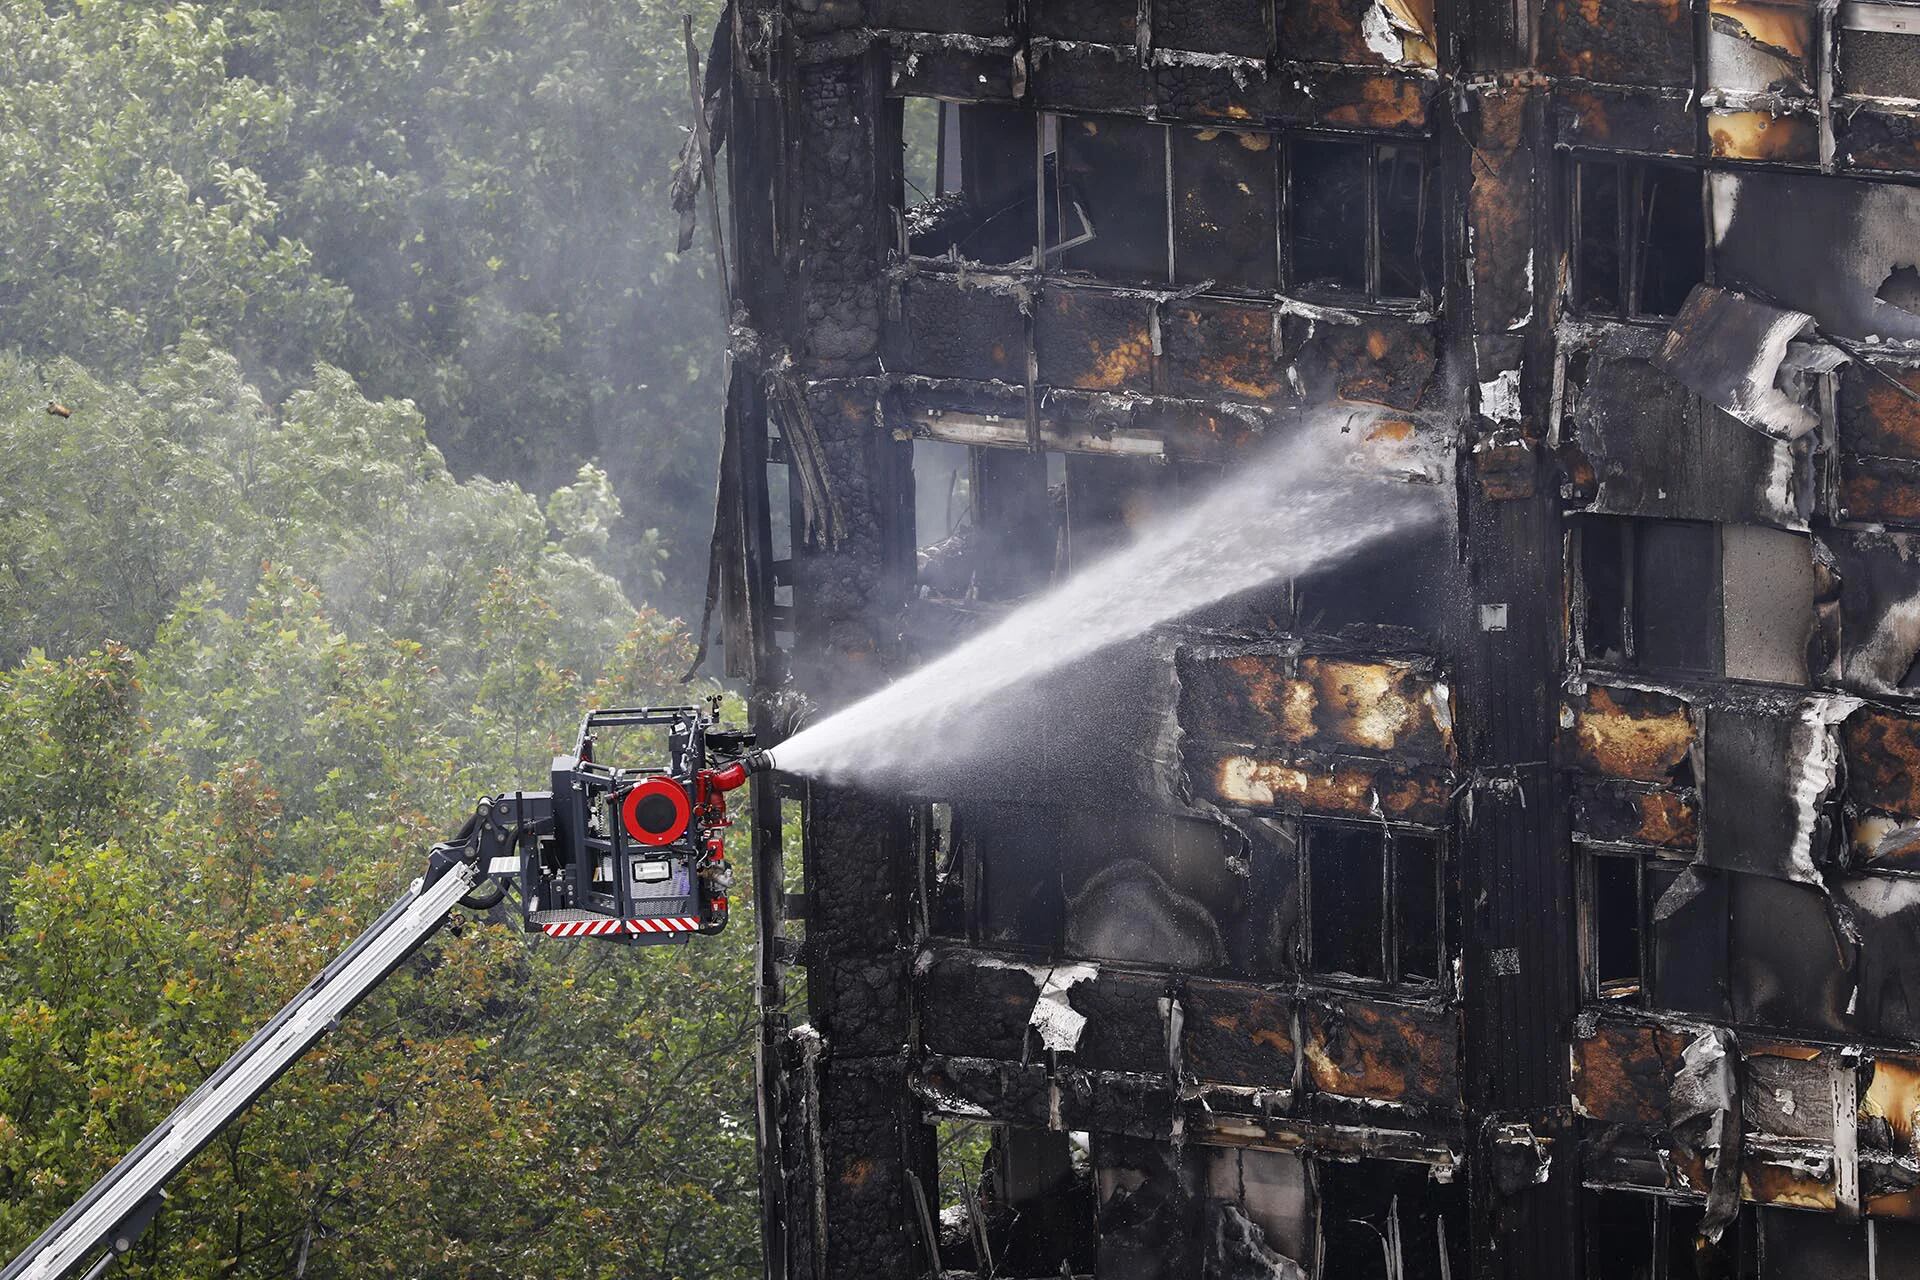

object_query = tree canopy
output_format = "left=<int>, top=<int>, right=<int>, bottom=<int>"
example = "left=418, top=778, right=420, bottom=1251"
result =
left=0, top=2, right=765, bottom=1273
left=0, top=349, right=761, bottom=1277
left=0, top=0, right=726, bottom=612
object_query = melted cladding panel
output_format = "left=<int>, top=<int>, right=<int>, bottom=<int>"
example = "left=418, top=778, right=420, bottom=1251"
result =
left=1193, top=745, right=1454, bottom=822
left=1571, top=1017, right=1692, bottom=1128
left=1571, top=779, right=1699, bottom=849
left=1176, top=652, right=1453, bottom=765
left=1843, top=704, right=1920, bottom=867
left=1730, top=873, right=1854, bottom=1036
left=1554, top=86, right=1697, bottom=155
left=1839, top=363, right=1920, bottom=462
left=1560, top=324, right=1813, bottom=530
left=1839, top=108, right=1920, bottom=173
left=1034, top=287, right=1156, bottom=393
left=1712, top=171, right=1920, bottom=343
left=1160, top=299, right=1290, bottom=401
left=1821, top=530, right=1920, bottom=697
left=1545, top=0, right=1696, bottom=85
left=1183, top=983, right=1299, bottom=1087
left=1279, top=0, right=1439, bottom=67
left=1561, top=684, right=1697, bottom=785
left=1300, top=997, right=1459, bottom=1107
left=1157, top=0, right=1274, bottom=56
left=897, top=276, right=1028, bottom=382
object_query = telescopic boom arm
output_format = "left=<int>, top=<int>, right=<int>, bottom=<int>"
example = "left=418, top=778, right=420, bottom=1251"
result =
left=0, top=843, right=489, bottom=1280
left=1, top=703, right=769, bottom=1280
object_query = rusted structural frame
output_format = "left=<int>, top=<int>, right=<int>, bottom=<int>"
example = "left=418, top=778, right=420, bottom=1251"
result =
left=698, top=0, right=1920, bottom=1277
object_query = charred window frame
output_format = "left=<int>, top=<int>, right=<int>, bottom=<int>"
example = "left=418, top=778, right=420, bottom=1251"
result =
left=1316, top=1157, right=1468, bottom=1278
left=1301, top=819, right=1443, bottom=988
left=893, top=97, right=1437, bottom=303
left=1574, top=516, right=1816, bottom=686
left=1570, top=157, right=1708, bottom=320
left=1580, top=846, right=1728, bottom=1015
left=1285, top=135, right=1440, bottom=305
left=1582, top=1191, right=1755, bottom=1278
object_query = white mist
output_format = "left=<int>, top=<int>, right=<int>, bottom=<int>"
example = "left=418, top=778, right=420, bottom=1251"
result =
left=772, top=423, right=1443, bottom=786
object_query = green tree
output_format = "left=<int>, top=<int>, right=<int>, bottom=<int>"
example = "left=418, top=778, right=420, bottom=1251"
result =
left=0, top=353, right=761, bottom=1278
left=0, top=0, right=728, bottom=611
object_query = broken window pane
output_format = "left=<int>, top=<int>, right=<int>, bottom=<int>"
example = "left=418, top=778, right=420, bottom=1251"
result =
left=1307, top=822, right=1387, bottom=980
left=1205, top=1148, right=1312, bottom=1266
left=1584, top=1189, right=1657, bottom=1279
left=1393, top=831, right=1441, bottom=981
left=915, top=439, right=975, bottom=599
left=1040, top=115, right=1095, bottom=259
left=1318, top=1160, right=1468, bottom=1280
left=900, top=95, right=943, bottom=208
left=1578, top=517, right=1631, bottom=665
left=1571, top=160, right=1704, bottom=318
left=1171, top=126, right=1279, bottom=290
left=920, top=802, right=965, bottom=938
left=1576, top=159, right=1624, bottom=315
left=1376, top=142, right=1435, bottom=300
left=905, top=104, right=1038, bottom=264
left=1632, top=164, right=1707, bottom=318
left=971, top=446, right=1061, bottom=600
left=1288, top=138, right=1370, bottom=294
left=1591, top=852, right=1643, bottom=1001
left=1058, top=114, right=1171, bottom=282
left=970, top=802, right=1066, bottom=950
left=1060, top=810, right=1237, bottom=973
left=1757, top=1206, right=1869, bottom=1278
left=1633, top=518, right=1722, bottom=674
left=1063, top=453, right=1181, bottom=569
left=1874, top=1220, right=1920, bottom=1280
left=1645, top=862, right=1729, bottom=1018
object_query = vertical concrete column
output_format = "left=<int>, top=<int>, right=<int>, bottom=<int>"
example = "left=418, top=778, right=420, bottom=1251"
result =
left=783, top=48, right=927, bottom=1280
left=1450, top=79, right=1583, bottom=1278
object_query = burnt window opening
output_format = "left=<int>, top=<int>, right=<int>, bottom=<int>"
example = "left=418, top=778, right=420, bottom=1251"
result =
left=901, top=95, right=943, bottom=209
left=1173, top=126, right=1280, bottom=291
left=1583, top=1191, right=1756, bottom=1279
left=913, top=438, right=977, bottom=601
left=969, top=446, right=1065, bottom=602
left=780, top=794, right=809, bottom=1017
left=1582, top=848, right=1729, bottom=1017
left=1056, top=113, right=1172, bottom=281
left=901, top=101, right=1040, bottom=266
left=1288, top=137, right=1439, bottom=303
left=1317, top=1159, right=1468, bottom=1280
left=895, top=101, right=1436, bottom=302
left=1576, top=517, right=1815, bottom=685
left=918, top=801, right=965, bottom=939
left=1303, top=820, right=1443, bottom=987
left=1572, top=158, right=1707, bottom=319
left=933, top=1121, right=1097, bottom=1276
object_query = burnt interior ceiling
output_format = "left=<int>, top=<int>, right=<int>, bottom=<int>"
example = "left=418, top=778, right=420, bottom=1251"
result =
left=701, top=0, right=1920, bottom=1276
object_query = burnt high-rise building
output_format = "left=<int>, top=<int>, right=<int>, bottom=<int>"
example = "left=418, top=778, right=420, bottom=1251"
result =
left=690, top=0, right=1920, bottom=1275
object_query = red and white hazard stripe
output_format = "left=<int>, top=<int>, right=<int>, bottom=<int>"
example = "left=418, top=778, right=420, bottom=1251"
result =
left=541, top=918, right=627, bottom=938
left=540, top=916, right=702, bottom=938
left=623, top=916, right=701, bottom=934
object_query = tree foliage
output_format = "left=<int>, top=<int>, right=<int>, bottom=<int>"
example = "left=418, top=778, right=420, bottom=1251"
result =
left=0, top=0, right=726, bottom=610
left=0, top=353, right=760, bottom=1277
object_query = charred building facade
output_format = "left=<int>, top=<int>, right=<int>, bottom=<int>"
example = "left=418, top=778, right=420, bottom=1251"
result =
left=694, top=0, right=1920, bottom=1276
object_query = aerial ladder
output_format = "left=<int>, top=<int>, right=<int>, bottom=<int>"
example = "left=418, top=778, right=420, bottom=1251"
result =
left=1, top=704, right=772, bottom=1280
